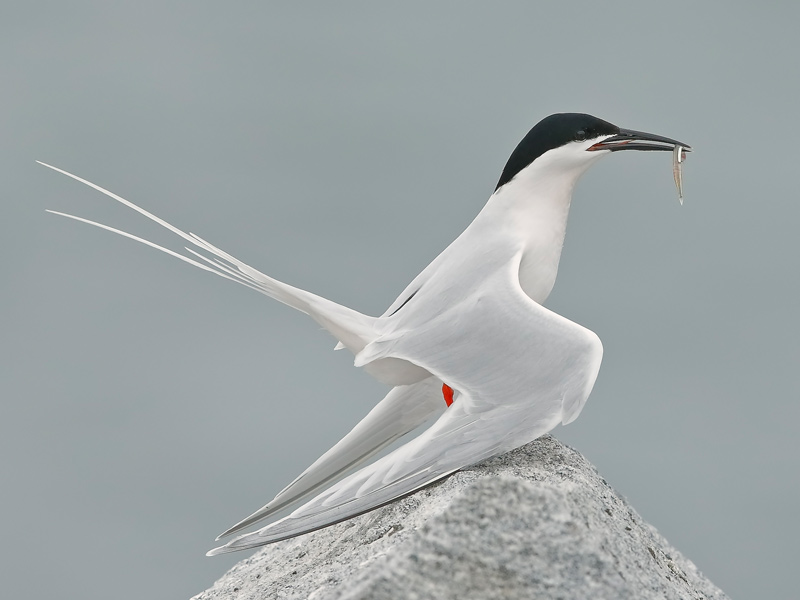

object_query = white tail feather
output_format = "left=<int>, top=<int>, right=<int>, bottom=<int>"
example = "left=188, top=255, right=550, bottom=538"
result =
left=40, top=162, right=377, bottom=354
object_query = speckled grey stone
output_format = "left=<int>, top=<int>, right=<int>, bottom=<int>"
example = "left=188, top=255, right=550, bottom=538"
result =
left=192, top=436, right=728, bottom=600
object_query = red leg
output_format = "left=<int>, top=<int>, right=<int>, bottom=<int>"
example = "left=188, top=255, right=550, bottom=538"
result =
left=442, top=383, right=454, bottom=407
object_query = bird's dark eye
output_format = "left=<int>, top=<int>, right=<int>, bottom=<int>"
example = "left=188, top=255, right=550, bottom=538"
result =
left=575, top=130, right=586, bottom=141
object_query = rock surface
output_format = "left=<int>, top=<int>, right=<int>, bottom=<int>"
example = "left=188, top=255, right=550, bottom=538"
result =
left=193, top=436, right=728, bottom=600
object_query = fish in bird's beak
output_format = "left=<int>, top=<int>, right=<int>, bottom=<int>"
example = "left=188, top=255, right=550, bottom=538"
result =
left=588, top=127, right=693, bottom=204
left=587, top=128, right=692, bottom=153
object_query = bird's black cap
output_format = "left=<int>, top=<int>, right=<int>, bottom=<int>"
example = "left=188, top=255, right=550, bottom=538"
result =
left=495, top=113, right=619, bottom=190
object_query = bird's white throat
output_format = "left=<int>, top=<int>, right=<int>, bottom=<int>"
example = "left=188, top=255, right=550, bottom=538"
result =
left=481, top=143, right=606, bottom=304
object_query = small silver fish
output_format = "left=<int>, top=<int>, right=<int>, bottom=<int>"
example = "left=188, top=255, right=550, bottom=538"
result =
left=673, top=145, right=685, bottom=205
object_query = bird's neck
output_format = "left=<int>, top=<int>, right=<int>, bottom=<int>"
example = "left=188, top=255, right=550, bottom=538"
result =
left=480, top=158, right=591, bottom=304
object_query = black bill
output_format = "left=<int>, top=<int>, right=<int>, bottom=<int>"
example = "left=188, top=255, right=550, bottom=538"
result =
left=588, top=128, right=692, bottom=153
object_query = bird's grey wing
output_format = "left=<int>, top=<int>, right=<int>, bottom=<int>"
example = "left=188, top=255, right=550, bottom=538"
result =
left=216, top=377, right=444, bottom=539
left=357, top=249, right=603, bottom=426
left=208, top=253, right=602, bottom=554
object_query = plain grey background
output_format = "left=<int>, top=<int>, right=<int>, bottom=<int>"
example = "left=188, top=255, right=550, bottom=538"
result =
left=3, top=2, right=798, bottom=598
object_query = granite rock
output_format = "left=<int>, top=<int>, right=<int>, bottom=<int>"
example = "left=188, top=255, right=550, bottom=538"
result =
left=193, top=436, right=728, bottom=600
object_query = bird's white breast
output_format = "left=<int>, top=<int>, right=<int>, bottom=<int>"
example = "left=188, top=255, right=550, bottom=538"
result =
left=480, top=142, right=607, bottom=304
left=476, top=175, right=574, bottom=303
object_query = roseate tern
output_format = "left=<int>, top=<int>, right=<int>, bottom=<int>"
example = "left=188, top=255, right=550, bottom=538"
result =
left=40, top=113, right=691, bottom=555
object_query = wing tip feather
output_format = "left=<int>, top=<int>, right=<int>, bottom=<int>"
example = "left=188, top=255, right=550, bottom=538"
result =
left=205, top=545, right=229, bottom=557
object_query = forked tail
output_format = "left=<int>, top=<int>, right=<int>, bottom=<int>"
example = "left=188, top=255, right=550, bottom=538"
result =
left=39, top=162, right=378, bottom=355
